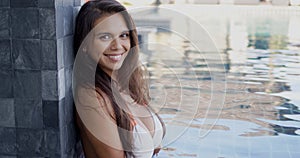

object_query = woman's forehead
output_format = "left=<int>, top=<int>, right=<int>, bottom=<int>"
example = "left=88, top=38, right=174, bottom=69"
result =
left=93, top=13, right=129, bottom=33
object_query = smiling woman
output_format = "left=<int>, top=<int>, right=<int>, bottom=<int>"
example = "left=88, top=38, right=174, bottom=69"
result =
left=91, top=14, right=131, bottom=77
left=72, top=0, right=166, bottom=158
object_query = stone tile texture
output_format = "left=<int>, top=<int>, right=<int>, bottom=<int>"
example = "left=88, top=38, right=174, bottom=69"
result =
left=15, top=99, right=43, bottom=129
left=0, top=39, right=11, bottom=70
left=13, top=70, right=41, bottom=99
left=11, top=0, right=38, bottom=8
left=0, top=70, right=13, bottom=98
left=0, top=99, right=15, bottom=127
left=0, top=0, right=80, bottom=157
left=0, top=127, right=17, bottom=154
left=0, top=9, right=10, bottom=38
left=11, top=8, right=39, bottom=39
left=12, top=39, right=41, bottom=70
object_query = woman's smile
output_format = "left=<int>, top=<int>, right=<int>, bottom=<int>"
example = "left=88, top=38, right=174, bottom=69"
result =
left=103, top=52, right=126, bottom=62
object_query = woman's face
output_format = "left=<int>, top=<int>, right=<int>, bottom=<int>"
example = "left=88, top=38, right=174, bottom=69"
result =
left=88, top=13, right=131, bottom=76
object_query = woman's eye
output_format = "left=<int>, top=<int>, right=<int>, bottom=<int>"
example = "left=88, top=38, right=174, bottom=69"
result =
left=120, top=33, right=130, bottom=39
left=99, top=34, right=112, bottom=41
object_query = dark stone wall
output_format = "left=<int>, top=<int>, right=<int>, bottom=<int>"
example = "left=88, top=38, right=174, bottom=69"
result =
left=0, top=0, right=82, bottom=157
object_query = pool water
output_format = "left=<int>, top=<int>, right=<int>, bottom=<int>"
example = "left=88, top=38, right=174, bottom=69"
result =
left=133, top=5, right=300, bottom=158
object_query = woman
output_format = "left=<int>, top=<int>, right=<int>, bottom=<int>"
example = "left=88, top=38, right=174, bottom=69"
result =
left=73, top=0, right=165, bottom=157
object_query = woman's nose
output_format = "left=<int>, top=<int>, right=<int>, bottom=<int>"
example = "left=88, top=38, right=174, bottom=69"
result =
left=110, top=38, right=123, bottom=50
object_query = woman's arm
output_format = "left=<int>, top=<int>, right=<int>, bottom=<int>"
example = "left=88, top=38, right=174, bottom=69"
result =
left=76, top=113, right=125, bottom=158
left=75, top=87, right=125, bottom=158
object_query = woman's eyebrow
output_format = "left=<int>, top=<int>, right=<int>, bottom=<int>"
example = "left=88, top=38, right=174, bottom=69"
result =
left=96, top=32, right=111, bottom=36
left=96, top=30, right=129, bottom=36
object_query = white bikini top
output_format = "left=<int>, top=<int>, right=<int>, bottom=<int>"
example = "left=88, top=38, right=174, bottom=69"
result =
left=126, top=110, right=164, bottom=158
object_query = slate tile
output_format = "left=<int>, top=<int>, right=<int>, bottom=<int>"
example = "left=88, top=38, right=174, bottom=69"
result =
left=15, top=99, right=43, bottom=129
left=11, top=8, right=39, bottom=39
left=0, top=99, right=15, bottom=127
left=12, top=39, right=41, bottom=70
left=14, top=70, right=41, bottom=99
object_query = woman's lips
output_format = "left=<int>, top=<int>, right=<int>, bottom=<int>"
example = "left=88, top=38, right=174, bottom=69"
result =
left=104, top=53, right=124, bottom=62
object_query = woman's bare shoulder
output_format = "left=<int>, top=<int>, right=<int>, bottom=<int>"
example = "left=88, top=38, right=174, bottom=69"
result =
left=76, top=110, right=125, bottom=158
left=75, top=86, right=107, bottom=106
left=75, top=87, right=124, bottom=157
left=75, top=86, right=116, bottom=115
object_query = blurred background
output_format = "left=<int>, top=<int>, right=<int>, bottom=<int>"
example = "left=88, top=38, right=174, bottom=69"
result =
left=117, top=0, right=300, bottom=6
left=116, top=0, right=300, bottom=158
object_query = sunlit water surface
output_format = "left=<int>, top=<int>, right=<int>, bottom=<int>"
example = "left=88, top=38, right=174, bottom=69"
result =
left=131, top=5, right=300, bottom=158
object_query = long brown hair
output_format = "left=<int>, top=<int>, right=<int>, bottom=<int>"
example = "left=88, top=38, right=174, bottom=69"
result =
left=73, top=0, right=164, bottom=156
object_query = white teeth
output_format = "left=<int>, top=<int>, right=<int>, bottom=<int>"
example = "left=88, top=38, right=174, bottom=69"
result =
left=107, top=55, right=121, bottom=60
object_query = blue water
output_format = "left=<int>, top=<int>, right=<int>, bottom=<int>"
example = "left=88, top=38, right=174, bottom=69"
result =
left=132, top=5, right=300, bottom=158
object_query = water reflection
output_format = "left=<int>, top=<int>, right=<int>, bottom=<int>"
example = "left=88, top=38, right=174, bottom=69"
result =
left=134, top=5, right=300, bottom=157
